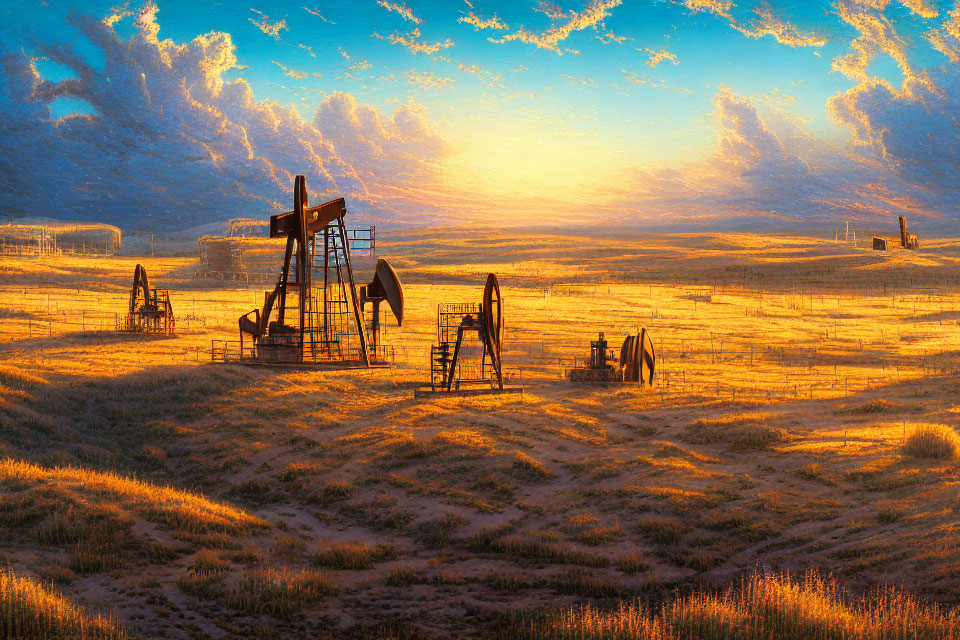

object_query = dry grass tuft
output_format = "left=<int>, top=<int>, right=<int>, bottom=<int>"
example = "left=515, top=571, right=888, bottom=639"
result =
left=614, top=552, right=649, bottom=575
left=513, top=570, right=960, bottom=639
left=1, top=458, right=267, bottom=535
left=901, top=425, right=960, bottom=460
left=512, top=452, right=555, bottom=479
left=637, top=515, right=687, bottom=545
left=844, top=399, right=911, bottom=415
left=312, top=541, right=399, bottom=570
left=228, top=567, right=336, bottom=620
left=176, top=550, right=230, bottom=599
left=0, top=568, right=131, bottom=639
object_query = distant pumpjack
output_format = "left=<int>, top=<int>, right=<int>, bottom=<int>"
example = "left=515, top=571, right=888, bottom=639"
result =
left=122, top=264, right=174, bottom=334
left=899, top=216, right=919, bottom=250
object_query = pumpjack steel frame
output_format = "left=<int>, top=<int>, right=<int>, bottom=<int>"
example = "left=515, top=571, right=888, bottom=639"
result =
left=416, top=273, right=522, bottom=398
left=236, top=175, right=402, bottom=367
left=119, top=263, right=175, bottom=334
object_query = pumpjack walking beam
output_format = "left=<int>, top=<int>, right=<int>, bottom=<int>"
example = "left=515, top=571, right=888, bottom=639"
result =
left=239, top=174, right=397, bottom=365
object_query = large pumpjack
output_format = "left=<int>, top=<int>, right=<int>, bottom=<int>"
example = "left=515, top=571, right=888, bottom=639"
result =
left=120, top=264, right=174, bottom=334
left=238, top=175, right=402, bottom=366
left=415, top=273, right=522, bottom=398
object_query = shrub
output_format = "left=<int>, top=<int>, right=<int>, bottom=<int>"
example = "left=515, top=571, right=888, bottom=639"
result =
left=902, top=425, right=960, bottom=460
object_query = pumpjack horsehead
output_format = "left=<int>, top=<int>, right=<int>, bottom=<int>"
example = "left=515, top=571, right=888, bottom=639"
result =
left=238, top=175, right=403, bottom=364
left=442, top=273, right=504, bottom=391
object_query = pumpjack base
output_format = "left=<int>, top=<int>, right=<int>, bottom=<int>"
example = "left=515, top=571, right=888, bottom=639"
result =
left=413, top=386, right=524, bottom=399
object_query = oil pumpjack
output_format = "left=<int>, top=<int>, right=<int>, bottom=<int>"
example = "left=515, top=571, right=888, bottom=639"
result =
left=238, top=175, right=403, bottom=366
left=567, top=329, right=656, bottom=386
left=415, top=273, right=522, bottom=397
left=120, top=264, right=175, bottom=334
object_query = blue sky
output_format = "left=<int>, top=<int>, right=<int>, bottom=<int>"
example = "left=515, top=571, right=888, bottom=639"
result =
left=1, top=0, right=958, bottom=228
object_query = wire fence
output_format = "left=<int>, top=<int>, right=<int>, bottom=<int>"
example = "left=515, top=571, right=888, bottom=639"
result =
left=1, top=278, right=958, bottom=404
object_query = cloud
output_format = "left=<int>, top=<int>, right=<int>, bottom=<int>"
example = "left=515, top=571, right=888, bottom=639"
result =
left=714, top=87, right=809, bottom=177
left=596, top=30, right=629, bottom=43
left=249, top=9, right=287, bottom=40
left=313, top=92, right=448, bottom=185
left=856, top=0, right=938, bottom=19
left=489, top=0, right=623, bottom=55
left=608, top=87, right=945, bottom=226
left=680, top=1, right=826, bottom=48
left=927, top=5, right=960, bottom=62
left=459, top=12, right=509, bottom=30
left=827, top=2, right=960, bottom=194
left=643, top=48, right=678, bottom=67
left=303, top=6, right=335, bottom=23
left=561, top=74, right=597, bottom=87
left=376, top=1, right=422, bottom=24
left=0, top=9, right=450, bottom=228
left=339, top=48, right=373, bottom=76
left=401, top=70, right=454, bottom=89
left=680, top=0, right=734, bottom=19
left=618, top=68, right=690, bottom=92
left=372, top=28, right=454, bottom=55
left=733, top=3, right=828, bottom=48
left=456, top=62, right=502, bottom=85
left=271, top=61, right=322, bottom=79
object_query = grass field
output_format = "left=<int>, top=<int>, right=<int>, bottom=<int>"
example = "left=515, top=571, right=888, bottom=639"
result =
left=2, top=230, right=960, bottom=638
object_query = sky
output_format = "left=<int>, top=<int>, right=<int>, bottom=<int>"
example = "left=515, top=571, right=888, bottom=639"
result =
left=0, top=0, right=958, bottom=230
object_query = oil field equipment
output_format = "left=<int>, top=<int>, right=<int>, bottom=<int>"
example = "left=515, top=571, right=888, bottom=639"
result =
left=235, top=175, right=402, bottom=366
left=872, top=217, right=919, bottom=252
left=621, top=329, right=656, bottom=387
left=568, top=332, right=621, bottom=383
left=899, top=216, right=919, bottom=249
left=567, top=330, right=656, bottom=386
left=120, top=264, right=174, bottom=334
left=415, top=273, right=522, bottom=398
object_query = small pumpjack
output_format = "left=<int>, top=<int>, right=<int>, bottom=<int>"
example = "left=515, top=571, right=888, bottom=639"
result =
left=238, top=175, right=402, bottom=366
left=567, top=330, right=656, bottom=386
left=415, top=273, right=522, bottom=398
left=568, top=332, right=620, bottom=383
left=899, top=216, right=919, bottom=250
left=872, top=216, right=919, bottom=252
left=120, top=264, right=174, bottom=334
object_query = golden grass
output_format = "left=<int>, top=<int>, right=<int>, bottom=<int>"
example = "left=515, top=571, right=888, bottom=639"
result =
left=512, top=451, right=555, bottom=479
left=901, top=425, right=960, bottom=460
left=0, top=568, right=131, bottom=639
left=0, top=458, right=267, bottom=535
left=513, top=570, right=960, bottom=639
left=228, top=567, right=336, bottom=621
left=312, top=541, right=399, bottom=570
